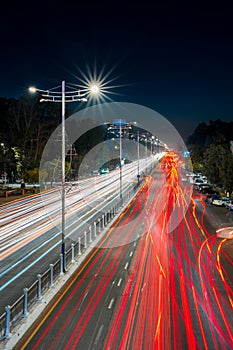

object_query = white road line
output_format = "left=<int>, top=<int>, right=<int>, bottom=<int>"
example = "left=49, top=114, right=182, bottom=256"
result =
left=129, top=251, right=133, bottom=257
left=108, top=298, right=115, bottom=309
left=94, top=324, right=104, bottom=345
left=117, top=278, right=122, bottom=286
left=124, top=262, right=129, bottom=270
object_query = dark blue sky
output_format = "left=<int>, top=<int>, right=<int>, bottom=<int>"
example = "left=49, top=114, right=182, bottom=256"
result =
left=0, top=1, right=232, bottom=141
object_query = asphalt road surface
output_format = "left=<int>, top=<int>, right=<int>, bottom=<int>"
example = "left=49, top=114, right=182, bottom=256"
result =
left=1, top=161, right=150, bottom=315
left=11, top=153, right=233, bottom=349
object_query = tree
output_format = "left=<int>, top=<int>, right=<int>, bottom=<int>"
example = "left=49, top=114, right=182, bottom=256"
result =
left=23, top=168, right=39, bottom=183
left=188, top=144, right=203, bottom=173
left=221, top=152, right=233, bottom=194
left=203, top=144, right=233, bottom=194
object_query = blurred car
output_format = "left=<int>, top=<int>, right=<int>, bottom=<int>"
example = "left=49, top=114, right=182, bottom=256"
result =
left=212, top=197, right=229, bottom=207
left=216, top=226, right=233, bottom=239
left=199, top=184, right=213, bottom=193
left=225, top=199, right=233, bottom=210
left=99, top=167, right=109, bottom=175
left=206, top=193, right=219, bottom=204
left=193, top=179, right=204, bottom=189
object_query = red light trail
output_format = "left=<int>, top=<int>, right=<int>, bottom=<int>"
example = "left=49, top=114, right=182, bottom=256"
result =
left=16, top=152, right=232, bottom=350
left=104, top=152, right=233, bottom=349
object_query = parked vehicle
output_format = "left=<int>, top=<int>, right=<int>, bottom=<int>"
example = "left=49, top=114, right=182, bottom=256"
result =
left=206, top=193, right=220, bottom=204
left=199, top=184, right=213, bottom=193
left=216, top=226, right=233, bottom=239
left=99, top=167, right=109, bottom=175
left=194, top=179, right=204, bottom=190
left=212, top=197, right=229, bottom=207
left=225, top=199, right=233, bottom=210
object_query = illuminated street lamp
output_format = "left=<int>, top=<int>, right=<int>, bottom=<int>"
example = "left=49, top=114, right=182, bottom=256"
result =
left=29, top=80, right=99, bottom=273
left=90, top=85, right=99, bottom=94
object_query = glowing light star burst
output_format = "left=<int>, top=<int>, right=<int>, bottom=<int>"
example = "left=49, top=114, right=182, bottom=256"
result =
left=72, top=63, right=125, bottom=104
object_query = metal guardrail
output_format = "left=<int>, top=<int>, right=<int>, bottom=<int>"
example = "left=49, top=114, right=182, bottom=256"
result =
left=0, top=183, right=143, bottom=341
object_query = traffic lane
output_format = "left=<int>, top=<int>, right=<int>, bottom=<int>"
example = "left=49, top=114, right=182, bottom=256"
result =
left=14, top=183, right=148, bottom=350
left=169, top=193, right=233, bottom=349
left=193, top=190, right=233, bottom=232
left=152, top=154, right=233, bottom=349
left=1, top=173, right=135, bottom=285
left=76, top=243, right=140, bottom=350
left=193, top=193, right=233, bottom=291
left=0, top=181, right=115, bottom=261
left=104, top=175, right=172, bottom=349
left=0, top=226, right=61, bottom=315
left=0, top=164, right=137, bottom=261
left=0, top=187, right=130, bottom=315
left=15, top=232, right=142, bottom=349
left=128, top=177, right=171, bottom=350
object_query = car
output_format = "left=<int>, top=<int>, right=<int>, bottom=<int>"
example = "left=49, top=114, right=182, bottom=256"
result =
left=212, top=197, right=229, bottom=206
left=206, top=193, right=220, bottom=204
left=216, top=226, right=233, bottom=239
left=199, top=184, right=213, bottom=193
left=212, top=198, right=223, bottom=206
left=99, top=167, right=109, bottom=175
left=225, top=199, right=233, bottom=210
left=194, top=180, right=204, bottom=190
left=201, top=176, right=208, bottom=183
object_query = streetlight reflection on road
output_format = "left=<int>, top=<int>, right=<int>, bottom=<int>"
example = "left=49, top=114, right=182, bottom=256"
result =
left=29, top=81, right=100, bottom=273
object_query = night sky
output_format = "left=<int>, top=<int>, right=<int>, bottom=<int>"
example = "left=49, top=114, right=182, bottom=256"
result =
left=0, top=1, right=232, bottom=141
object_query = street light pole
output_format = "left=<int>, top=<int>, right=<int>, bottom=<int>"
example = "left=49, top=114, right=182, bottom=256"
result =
left=29, top=80, right=100, bottom=273
left=137, top=130, right=140, bottom=183
left=61, top=80, right=66, bottom=272
left=119, top=122, right=123, bottom=200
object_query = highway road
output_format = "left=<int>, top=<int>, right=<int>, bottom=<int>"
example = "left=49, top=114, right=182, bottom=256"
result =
left=11, top=152, right=233, bottom=349
left=0, top=157, right=160, bottom=315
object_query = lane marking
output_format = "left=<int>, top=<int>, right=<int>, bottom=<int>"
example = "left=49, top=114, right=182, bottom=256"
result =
left=141, top=282, right=147, bottom=292
left=117, top=278, right=122, bottom=287
left=78, top=291, right=89, bottom=310
left=94, top=324, right=104, bottom=345
left=129, top=251, right=133, bottom=257
left=124, top=262, right=129, bottom=270
left=108, top=298, right=115, bottom=309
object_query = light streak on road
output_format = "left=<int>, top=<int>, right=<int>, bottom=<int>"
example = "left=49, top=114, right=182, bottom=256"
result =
left=0, top=158, right=155, bottom=261
left=0, top=156, right=162, bottom=298
left=104, top=151, right=233, bottom=349
left=4, top=151, right=233, bottom=349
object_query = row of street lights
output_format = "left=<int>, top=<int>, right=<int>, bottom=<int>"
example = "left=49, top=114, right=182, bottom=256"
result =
left=105, top=120, right=159, bottom=195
